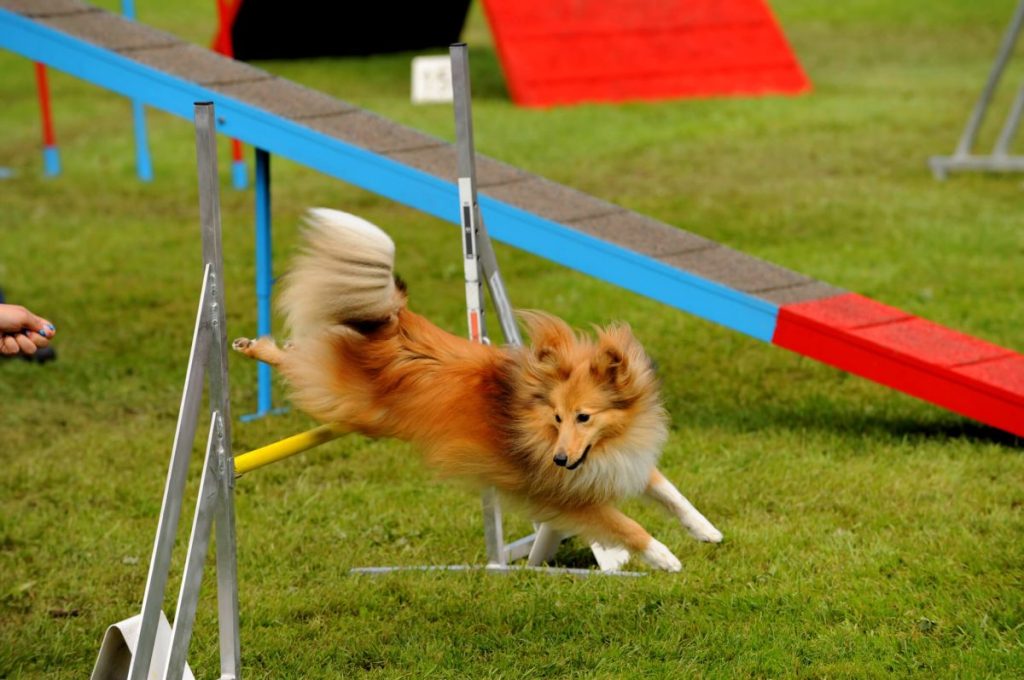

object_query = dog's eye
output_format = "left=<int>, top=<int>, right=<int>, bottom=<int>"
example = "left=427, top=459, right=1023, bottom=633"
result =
left=576, top=413, right=590, bottom=423
left=555, top=414, right=562, bottom=423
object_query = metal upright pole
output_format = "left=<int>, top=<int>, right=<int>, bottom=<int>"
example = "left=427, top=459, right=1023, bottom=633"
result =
left=102, top=103, right=242, bottom=679
left=449, top=48, right=520, bottom=346
left=214, top=423, right=242, bottom=680
left=450, top=44, right=488, bottom=346
left=450, top=43, right=508, bottom=566
left=195, top=101, right=242, bottom=680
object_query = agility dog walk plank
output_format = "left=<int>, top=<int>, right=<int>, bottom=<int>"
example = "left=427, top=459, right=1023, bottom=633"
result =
left=774, top=294, right=1024, bottom=438
left=3, top=0, right=1023, bottom=438
left=0, top=0, right=809, bottom=344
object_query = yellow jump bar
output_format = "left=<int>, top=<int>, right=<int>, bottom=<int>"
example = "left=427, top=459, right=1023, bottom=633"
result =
left=233, top=424, right=344, bottom=476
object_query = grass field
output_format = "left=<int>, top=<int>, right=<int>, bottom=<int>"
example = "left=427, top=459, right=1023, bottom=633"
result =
left=2, top=1, right=1023, bottom=677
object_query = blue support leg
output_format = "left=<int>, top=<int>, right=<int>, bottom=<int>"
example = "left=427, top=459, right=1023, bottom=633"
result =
left=132, top=99, right=153, bottom=181
left=232, top=159, right=248, bottom=190
left=242, top=148, right=286, bottom=421
left=42, top=145, right=61, bottom=177
left=122, top=0, right=152, bottom=182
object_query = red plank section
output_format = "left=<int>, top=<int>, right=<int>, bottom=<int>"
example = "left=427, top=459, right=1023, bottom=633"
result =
left=481, top=0, right=810, bottom=107
left=773, top=293, right=1024, bottom=438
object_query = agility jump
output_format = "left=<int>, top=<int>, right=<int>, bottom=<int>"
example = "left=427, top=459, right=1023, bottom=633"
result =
left=94, top=100, right=626, bottom=679
left=97, top=49, right=676, bottom=677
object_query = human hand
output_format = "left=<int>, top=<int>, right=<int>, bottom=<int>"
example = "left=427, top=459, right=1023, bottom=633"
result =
left=0, top=304, right=56, bottom=356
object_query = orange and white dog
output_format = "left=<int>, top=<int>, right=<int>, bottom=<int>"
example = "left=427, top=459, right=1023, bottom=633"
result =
left=233, top=209, right=722, bottom=571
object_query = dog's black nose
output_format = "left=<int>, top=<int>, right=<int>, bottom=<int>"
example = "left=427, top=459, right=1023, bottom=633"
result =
left=553, top=451, right=568, bottom=467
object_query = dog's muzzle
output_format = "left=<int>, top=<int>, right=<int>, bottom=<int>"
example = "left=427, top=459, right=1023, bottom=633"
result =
left=554, top=445, right=591, bottom=471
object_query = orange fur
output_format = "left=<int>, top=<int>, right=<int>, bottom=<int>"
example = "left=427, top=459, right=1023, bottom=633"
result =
left=234, top=209, right=721, bottom=569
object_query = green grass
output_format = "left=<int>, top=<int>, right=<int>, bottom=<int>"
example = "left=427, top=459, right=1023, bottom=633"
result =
left=2, top=1, right=1024, bottom=677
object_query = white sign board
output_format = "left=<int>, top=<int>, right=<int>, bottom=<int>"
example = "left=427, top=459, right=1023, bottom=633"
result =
left=411, top=55, right=454, bottom=104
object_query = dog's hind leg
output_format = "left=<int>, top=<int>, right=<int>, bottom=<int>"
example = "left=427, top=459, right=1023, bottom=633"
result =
left=232, top=336, right=287, bottom=367
left=559, top=504, right=681, bottom=572
left=646, top=469, right=723, bottom=543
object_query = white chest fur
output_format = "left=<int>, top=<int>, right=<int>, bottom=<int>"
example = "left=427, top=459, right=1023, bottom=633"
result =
left=565, top=443, right=659, bottom=502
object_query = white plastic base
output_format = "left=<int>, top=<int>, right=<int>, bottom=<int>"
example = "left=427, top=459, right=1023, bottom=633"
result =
left=91, top=610, right=196, bottom=680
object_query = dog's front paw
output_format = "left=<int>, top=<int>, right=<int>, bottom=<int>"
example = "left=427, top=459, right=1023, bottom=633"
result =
left=678, top=507, right=724, bottom=543
left=686, top=519, right=724, bottom=544
left=232, top=337, right=253, bottom=352
left=641, top=538, right=682, bottom=572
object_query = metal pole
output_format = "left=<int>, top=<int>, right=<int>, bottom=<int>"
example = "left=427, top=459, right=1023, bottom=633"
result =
left=194, top=101, right=242, bottom=680
left=993, top=84, right=1024, bottom=157
left=450, top=44, right=488, bottom=345
left=476, top=234, right=522, bottom=346
left=163, top=413, right=222, bottom=680
left=450, top=43, right=507, bottom=566
left=349, top=564, right=645, bottom=577
left=527, top=523, right=564, bottom=567
left=952, top=0, right=1024, bottom=157
left=195, top=102, right=233, bottom=432
left=449, top=46, right=519, bottom=346
left=214, top=431, right=241, bottom=680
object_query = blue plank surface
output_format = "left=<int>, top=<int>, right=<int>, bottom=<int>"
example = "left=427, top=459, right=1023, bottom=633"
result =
left=0, top=7, right=780, bottom=342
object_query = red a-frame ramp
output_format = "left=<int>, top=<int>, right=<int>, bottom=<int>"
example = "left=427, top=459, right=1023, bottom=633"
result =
left=482, top=0, right=811, bottom=106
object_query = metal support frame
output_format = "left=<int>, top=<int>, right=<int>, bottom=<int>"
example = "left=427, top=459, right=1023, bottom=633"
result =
left=448, top=44, right=630, bottom=572
left=450, top=43, right=524, bottom=567
left=92, top=102, right=241, bottom=680
left=930, top=0, right=1024, bottom=178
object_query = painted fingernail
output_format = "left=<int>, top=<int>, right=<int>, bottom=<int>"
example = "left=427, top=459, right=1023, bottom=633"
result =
left=47, top=324, right=55, bottom=332
left=38, top=329, right=47, bottom=337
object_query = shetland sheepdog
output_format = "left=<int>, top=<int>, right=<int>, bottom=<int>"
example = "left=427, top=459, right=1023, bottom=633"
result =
left=233, top=209, right=722, bottom=571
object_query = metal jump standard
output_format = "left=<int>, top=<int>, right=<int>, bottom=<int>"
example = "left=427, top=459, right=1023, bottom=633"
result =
left=94, top=49, right=639, bottom=678
left=930, top=0, right=1024, bottom=178
left=92, top=103, right=240, bottom=680
left=444, top=43, right=626, bottom=572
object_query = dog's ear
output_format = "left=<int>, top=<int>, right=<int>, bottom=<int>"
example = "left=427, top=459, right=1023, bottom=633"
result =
left=591, top=323, right=641, bottom=389
left=520, top=311, right=573, bottom=373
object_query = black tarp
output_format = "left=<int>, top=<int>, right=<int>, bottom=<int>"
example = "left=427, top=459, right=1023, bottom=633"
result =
left=230, top=0, right=473, bottom=60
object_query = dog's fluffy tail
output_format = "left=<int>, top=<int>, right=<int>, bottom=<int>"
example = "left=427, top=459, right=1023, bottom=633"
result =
left=278, top=208, right=402, bottom=337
